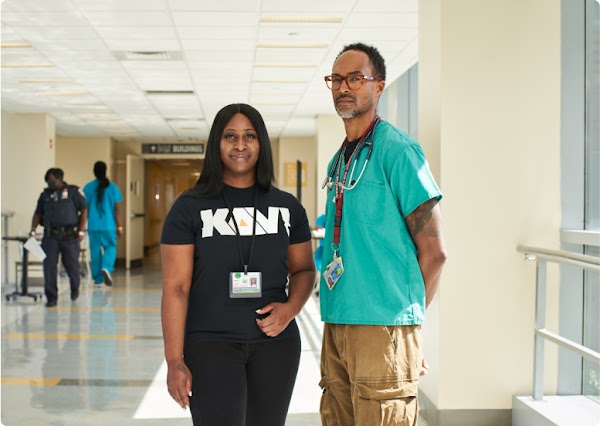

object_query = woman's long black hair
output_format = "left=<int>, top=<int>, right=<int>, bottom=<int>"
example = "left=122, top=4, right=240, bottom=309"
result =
left=93, top=161, right=110, bottom=212
left=189, top=103, right=274, bottom=197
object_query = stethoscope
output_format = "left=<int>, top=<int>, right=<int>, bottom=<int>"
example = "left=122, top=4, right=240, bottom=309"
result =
left=321, top=117, right=379, bottom=192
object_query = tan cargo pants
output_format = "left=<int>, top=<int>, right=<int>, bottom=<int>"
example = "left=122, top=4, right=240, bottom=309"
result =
left=319, top=323, right=422, bottom=426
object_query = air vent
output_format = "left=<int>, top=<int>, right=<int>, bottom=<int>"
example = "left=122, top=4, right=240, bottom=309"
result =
left=112, top=51, right=183, bottom=61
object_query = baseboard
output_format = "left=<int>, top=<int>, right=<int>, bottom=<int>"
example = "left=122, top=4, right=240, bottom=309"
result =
left=419, top=390, right=512, bottom=426
left=115, top=258, right=143, bottom=268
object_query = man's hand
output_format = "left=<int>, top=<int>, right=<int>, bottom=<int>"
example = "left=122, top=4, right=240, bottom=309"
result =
left=419, top=358, right=430, bottom=376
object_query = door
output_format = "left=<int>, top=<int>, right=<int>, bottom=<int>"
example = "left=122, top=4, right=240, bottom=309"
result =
left=126, top=155, right=145, bottom=269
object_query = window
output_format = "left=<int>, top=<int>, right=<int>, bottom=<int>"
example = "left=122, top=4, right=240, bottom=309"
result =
left=583, top=0, right=599, bottom=399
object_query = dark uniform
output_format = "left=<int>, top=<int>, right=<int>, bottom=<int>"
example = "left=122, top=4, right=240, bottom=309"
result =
left=35, top=183, right=87, bottom=303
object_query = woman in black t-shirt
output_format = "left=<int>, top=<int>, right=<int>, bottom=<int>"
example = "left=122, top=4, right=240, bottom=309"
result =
left=161, top=103, right=316, bottom=426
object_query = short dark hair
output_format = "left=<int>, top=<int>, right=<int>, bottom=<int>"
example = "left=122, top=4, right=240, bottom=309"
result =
left=336, top=42, right=386, bottom=81
left=190, top=103, right=274, bottom=197
left=44, top=168, right=64, bottom=182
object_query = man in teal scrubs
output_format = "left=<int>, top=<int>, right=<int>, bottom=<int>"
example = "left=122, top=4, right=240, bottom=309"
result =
left=319, top=42, right=447, bottom=426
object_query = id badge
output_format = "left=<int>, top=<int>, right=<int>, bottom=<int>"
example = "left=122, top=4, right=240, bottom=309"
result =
left=229, top=272, right=262, bottom=298
left=323, top=255, right=344, bottom=290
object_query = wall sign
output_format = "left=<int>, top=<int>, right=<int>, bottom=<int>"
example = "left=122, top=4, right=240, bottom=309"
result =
left=142, top=143, right=204, bottom=154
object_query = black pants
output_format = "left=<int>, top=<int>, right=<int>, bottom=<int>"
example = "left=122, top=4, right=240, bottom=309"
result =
left=184, top=335, right=301, bottom=426
left=42, top=235, right=80, bottom=302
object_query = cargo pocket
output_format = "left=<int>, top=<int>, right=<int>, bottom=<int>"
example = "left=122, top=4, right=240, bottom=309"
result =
left=355, top=381, right=418, bottom=426
left=319, top=377, right=336, bottom=426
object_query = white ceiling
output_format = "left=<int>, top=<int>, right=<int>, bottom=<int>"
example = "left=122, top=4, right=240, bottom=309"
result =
left=1, top=0, right=418, bottom=142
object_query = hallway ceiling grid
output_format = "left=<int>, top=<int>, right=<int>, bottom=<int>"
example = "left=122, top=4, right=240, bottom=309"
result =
left=0, top=0, right=418, bottom=141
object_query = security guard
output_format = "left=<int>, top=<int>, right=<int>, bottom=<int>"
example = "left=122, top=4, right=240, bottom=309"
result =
left=30, top=168, right=88, bottom=307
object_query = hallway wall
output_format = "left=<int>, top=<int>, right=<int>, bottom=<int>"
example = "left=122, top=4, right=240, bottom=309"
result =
left=418, top=0, right=562, bottom=424
left=1, top=112, right=55, bottom=283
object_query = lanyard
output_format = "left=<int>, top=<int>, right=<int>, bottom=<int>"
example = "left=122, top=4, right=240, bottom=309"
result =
left=332, top=116, right=379, bottom=247
left=222, top=188, right=259, bottom=274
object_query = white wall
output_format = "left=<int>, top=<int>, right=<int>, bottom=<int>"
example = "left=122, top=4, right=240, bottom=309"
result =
left=55, top=136, right=112, bottom=189
left=277, top=135, right=317, bottom=224
left=1, top=112, right=55, bottom=283
left=419, top=0, right=562, bottom=416
left=315, top=115, right=345, bottom=218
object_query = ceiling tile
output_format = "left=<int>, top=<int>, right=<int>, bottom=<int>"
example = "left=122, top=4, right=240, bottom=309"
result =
left=9, top=26, right=98, bottom=40
left=1, top=11, right=88, bottom=26
left=177, top=26, right=256, bottom=40
left=168, top=0, right=259, bottom=11
left=73, top=0, right=169, bottom=11
left=81, top=11, right=173, bottom=26
left=353, top=0, right=418, bottom=13
left=260, top=0, right=354, bottom=13
left=344, top=13, right=417, bottom=27
left=103, top=39, right=182, bottom=51
left=257, top=24, right=339, bottom=43
left=94, top=26, right=178, bottom=40
left=2, top=0, right=76, bottom=11
left=171, top=12, right=257, bottom=27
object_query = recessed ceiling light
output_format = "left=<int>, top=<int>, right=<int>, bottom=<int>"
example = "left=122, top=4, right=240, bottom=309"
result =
left=2, top=63, right=55, bottom=68
left=1, top=42, right=32, bottom=48
left=256, top=43, right=328, bottom=49
left=259, top=17, right=342, bottom=23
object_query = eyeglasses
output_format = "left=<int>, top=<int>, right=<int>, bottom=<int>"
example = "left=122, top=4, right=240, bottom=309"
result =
left=324, top=74, right=378, bottom=90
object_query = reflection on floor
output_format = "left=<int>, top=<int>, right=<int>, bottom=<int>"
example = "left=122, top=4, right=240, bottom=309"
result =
left=1, top=254, right=430, bottom=426
left=1, top=255, right=323, bottom=425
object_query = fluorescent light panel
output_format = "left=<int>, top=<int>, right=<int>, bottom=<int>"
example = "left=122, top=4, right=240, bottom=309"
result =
left=1, top=42, right=32, bottom=48
left=2, top=64, right=55, bottom=68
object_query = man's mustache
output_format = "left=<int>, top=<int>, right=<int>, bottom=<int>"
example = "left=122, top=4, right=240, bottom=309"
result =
left=335, top=95, right=355, bottom=102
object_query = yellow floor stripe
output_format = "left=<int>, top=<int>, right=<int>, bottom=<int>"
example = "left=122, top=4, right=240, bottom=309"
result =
left=2, top=333, right=134, bottom=340
left=52, top=307, right=160, bottom=313
left=1, top=378, right=61, bottom=386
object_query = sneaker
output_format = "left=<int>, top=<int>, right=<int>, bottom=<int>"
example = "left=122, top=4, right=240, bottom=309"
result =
left=102, top=269, right=113, bottom=286
left=45, top=300, right=57, bottom=308
left=94, top=282, right=103, bottom=289
left=71, top=289, right=79, bottom=301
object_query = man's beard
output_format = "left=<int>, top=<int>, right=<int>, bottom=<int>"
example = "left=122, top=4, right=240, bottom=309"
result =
left=335, top=95, right=374, bottom=119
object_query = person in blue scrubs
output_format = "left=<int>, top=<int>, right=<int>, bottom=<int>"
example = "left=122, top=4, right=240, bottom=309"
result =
left=83, top=161, right=123, bottom=287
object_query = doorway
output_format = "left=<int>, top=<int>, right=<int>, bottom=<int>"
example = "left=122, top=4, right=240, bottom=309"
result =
left=144, top=159, right=203, bottom=258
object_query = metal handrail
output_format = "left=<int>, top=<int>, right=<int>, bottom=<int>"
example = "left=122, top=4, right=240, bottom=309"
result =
left=518, top=244, right=600, bottom=400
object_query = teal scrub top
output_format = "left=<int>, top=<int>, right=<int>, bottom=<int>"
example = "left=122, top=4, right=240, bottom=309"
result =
left=319, top=121, right=442, bottom=326
left=83, top=180, right=123, bottom=231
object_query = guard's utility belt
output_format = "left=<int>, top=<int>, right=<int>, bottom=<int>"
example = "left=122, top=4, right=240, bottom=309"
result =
left=45, top=225, right=78, bottom=239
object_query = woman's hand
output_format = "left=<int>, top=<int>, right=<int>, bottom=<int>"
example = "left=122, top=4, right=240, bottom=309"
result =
left=255, top=303, right=295, bottom=337
left=166, top=360, right=192, bottom=409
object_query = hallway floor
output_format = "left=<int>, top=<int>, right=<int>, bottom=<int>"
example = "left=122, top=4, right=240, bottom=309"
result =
left=1, top=252, right=429, bottom=426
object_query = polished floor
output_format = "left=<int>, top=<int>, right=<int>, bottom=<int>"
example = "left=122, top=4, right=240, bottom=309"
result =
left=1, top=251, right=430, bottom=426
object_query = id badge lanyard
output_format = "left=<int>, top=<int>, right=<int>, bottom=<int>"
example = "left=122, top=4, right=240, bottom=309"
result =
left=324, top=116, right=379, bottom=290
left=223, top=189, right=262, bottom=298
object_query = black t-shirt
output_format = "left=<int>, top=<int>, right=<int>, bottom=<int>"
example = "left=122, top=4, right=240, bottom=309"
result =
left=344, top=138, right=360, bottom=163
left=161, top=184, right=311, bottom=345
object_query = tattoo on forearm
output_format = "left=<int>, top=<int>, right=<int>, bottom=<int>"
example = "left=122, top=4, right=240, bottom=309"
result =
left=407, top=199, right=440, bottom=238
left=177, top=363, right=185, bottom=373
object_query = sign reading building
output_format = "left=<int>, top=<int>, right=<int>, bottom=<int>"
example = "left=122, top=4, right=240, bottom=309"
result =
left=142, top=143, right=204, bottom=154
